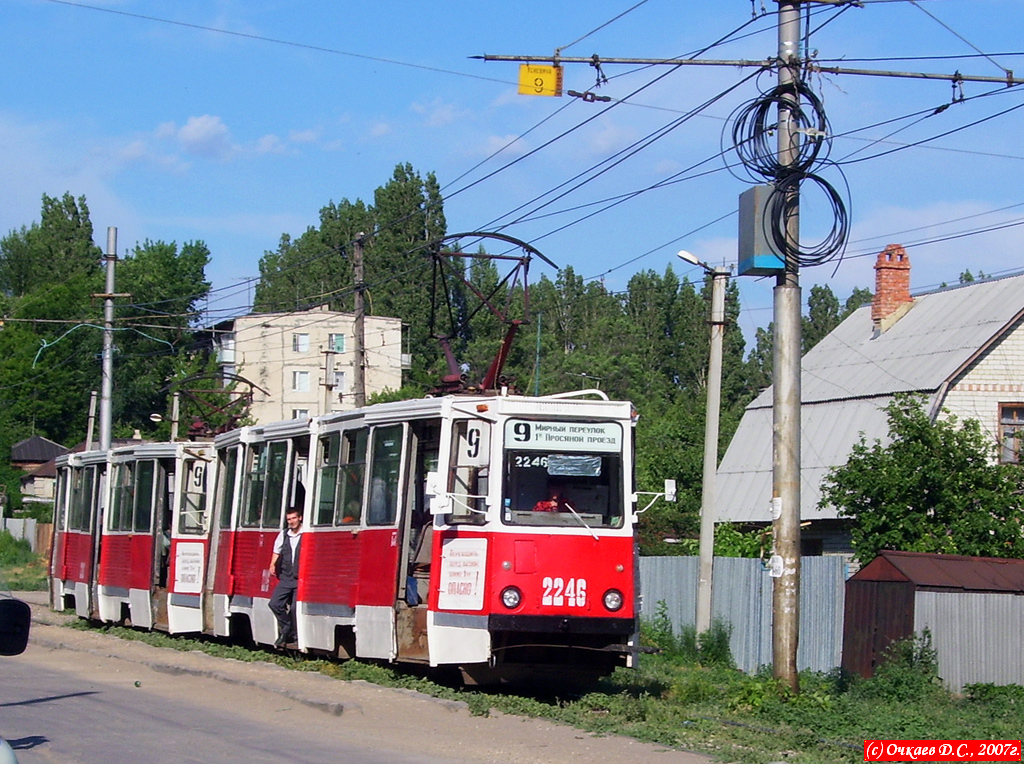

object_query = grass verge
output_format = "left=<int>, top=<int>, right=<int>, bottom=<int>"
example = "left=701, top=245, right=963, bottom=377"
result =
left=0, top=531, right=48, bottom=591
left=63, top=616, right=1024, bottom=764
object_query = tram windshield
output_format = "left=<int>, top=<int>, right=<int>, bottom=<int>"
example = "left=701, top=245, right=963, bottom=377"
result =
left=502, top=419, right=624, bottom=529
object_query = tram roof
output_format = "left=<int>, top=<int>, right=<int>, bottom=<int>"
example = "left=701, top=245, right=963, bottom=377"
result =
left=108, top=441, right=215, bottom=461
left=210, top=391, right=636, bottom=450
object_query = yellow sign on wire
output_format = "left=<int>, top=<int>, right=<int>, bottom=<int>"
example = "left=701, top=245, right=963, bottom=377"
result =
left=518, top=64, right=563, bottom=97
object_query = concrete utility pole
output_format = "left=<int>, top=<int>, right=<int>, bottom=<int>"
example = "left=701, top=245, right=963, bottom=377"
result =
left=698, top=266, right=728, bottom=635
left=772, top=0, right=803, bottom=694
left=322, top=348, right=336, bottom=415
left=679, top=251, right=729, bottom=635
left=353, top=234, right=367, bottom=408
left=99, top=227, right=117, bottom=451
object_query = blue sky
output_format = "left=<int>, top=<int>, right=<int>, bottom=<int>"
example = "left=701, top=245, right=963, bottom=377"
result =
left=3, top=0, right=1024, bottom=346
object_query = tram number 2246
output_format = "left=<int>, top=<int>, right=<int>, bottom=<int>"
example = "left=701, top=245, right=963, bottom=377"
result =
left=542, top=576, right=587, bottom=607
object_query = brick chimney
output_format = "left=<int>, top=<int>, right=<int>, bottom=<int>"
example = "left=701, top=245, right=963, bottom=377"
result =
left=872, top=244, right=913, bottom=333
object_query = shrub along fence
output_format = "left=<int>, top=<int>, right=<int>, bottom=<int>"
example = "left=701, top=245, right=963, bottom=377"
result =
left=639, top=555, right=851, bottom=674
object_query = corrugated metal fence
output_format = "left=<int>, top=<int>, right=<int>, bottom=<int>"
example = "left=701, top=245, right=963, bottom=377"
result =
left=640, top=555, right=851, bottom=674
left=2, top=518, right=37, bottom=551
left=915, top=590, right=1024, bottom=692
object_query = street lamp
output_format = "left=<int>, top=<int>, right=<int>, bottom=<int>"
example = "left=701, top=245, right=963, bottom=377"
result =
left=677, top=250, right=730, bottom=635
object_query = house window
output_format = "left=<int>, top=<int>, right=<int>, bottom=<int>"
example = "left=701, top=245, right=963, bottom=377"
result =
left=333, top=370, right=346, bottom=392
left=292, top=371, right=310, bottom=392
left=1000, top=404, right=1024, bottom=463
left=329, top=333, right=346, bottom=353
left=292, top=333, right=310, bottom=353
left=292, top=409, right=309, bottom=420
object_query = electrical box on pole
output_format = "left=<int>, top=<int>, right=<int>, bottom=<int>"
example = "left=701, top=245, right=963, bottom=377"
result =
left=738, top=185, right=785, bottom=276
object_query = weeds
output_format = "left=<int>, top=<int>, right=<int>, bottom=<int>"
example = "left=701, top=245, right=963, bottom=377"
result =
left=61, top=614, right=1024, bottom=764
left=0, top=531, right=48, bottom=590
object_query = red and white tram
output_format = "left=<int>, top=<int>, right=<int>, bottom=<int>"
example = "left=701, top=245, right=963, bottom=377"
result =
left=207, top=389, right=639, bottom=683
left=51, top=388, right=643, bottom=685
left=205, top=418, right=313, bottom=642
left=51, top=441, right=214, bottom=634
left=51, top=448, right=108, bottom=619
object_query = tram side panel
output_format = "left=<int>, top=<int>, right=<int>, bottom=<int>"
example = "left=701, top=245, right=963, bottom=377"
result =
left=97, top=457, right=154, bottom=627
left=212, top=432, right=308, bottom=646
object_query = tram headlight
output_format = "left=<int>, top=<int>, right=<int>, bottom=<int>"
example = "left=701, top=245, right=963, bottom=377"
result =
left=500, top=586, right=522, bottom=609
left=603, top=589, right=624, bottom=612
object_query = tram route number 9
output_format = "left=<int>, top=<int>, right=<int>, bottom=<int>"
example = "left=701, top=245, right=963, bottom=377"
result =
left=542, top=576, right=587, bottom=607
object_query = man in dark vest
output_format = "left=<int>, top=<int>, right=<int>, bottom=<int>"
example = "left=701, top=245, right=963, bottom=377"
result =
left=267, top=507, right=303, bottom=649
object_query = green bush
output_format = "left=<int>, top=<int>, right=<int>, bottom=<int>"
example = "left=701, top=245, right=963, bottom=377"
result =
left=640, top=602, right=734, bottom=668
left=0, top=530, right=35, bottom=567
left=852, top=630, right=943, bottom=703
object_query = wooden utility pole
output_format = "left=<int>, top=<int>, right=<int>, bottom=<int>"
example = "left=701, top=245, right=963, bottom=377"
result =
left=353, top=234, right=367, bottom=408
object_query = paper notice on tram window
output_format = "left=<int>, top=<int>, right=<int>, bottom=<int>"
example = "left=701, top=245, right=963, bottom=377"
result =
left=173, top=542, right=205, bottom=594
left=438, top=538, right=487, bottom=611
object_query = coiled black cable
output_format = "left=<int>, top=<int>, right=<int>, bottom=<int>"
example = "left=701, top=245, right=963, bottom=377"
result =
left=725, top=78, right=831, bottom=182
left=766, top=166, right=850, bottom=268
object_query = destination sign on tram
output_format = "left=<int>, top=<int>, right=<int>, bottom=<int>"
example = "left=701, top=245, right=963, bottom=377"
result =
left=505, top=419, right=621, bottom=453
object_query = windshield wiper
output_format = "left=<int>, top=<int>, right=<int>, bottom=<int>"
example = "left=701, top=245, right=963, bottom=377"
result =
left=562, top=501, right=599, bottom=541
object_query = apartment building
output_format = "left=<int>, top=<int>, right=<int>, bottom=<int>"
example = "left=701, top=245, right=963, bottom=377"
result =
left=210, top=306, right=407, bottom=424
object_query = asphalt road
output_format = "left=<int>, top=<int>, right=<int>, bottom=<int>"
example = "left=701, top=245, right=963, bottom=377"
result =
left=2, top=594, right=712, bottom=764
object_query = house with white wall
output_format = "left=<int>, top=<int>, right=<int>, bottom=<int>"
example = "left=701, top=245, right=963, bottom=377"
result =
left=209, top=306, right=407, bottom=424
left=716, top=245, right=1024, bottom=554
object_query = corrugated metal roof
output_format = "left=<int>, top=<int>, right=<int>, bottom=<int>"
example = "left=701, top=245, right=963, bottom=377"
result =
left=717, top=273, right=1024, bottom=523
left=853, top=550, right=1024, bottom=593
left=716, top=395, right=901, bottom=522
left=10, top=435, right=68, bottom=464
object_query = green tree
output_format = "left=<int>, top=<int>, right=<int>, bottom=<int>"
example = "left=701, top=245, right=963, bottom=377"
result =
left=0, top=192, right=101, bottom=297
left=820, top=394, right=1024, bottom=563
left=255, top=163, right=453, bottom=389
left=802, top=284, right=841, bottom=353
left=844, top=286, right=872, bottom=315
left=114, top=240, right=212, bottom=431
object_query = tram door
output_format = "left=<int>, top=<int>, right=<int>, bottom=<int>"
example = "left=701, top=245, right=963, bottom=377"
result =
left=394, top=420, right=441, bottom=662
left=86, top=463, right=108, bottom=620
left=78, top=463, right=104, bottom=619
left=151, top=457, right=174, bottom=631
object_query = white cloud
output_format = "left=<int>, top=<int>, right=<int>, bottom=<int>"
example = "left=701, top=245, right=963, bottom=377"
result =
left=255, top=134, right=287, bottom=155
left=175, top=114, right=235, bottom=160
left=368, top=121, right=392, bottom=138
left=481, top=133, right=530, bottom=158
left=411, top=98, right=464, bottom=128
left=288, top=128, right=319, bottom=144
left=581, top=121, right=637, bottom=158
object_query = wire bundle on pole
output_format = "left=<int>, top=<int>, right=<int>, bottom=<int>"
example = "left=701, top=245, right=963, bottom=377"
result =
left=724, top=75, right=850, bottom=268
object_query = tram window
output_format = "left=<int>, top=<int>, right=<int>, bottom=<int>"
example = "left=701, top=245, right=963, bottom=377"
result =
left=337, top=429, right=367, bottom=525
left=68, top=470, right=84, bottom=531
left=315, top=433, right=340, bottom=527
left=263, top=441, right=289, bottom=529
left=71, top=466, right=96, bottom=532
left=178, top=460, right=207, bottom=535
left=242, top=445, right=266, bottom=528
left=445, top=420, right=489, bottom=525
left=503, top=450, right=622, bottom=528
left=367, top=425, right=402, bottom=526
left=111, top=464, right=135, bottom=531
left=134, top=460, right=157, bottom=533
left=55, top=469, right=69, bottom=531
left=217, top=447, right=239, bottom=529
